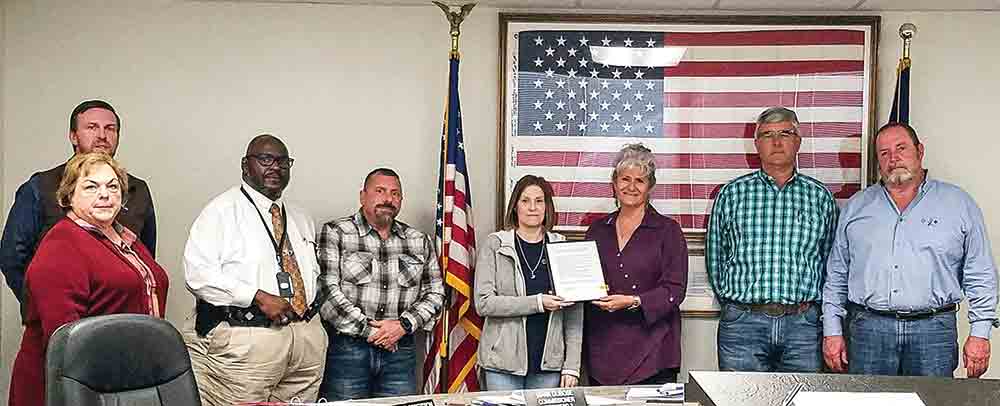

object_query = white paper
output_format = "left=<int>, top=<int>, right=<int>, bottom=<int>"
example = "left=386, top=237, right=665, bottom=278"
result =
left=791, top=391, right=925, bottom=406
left=546, top=241, right=608, bottom=302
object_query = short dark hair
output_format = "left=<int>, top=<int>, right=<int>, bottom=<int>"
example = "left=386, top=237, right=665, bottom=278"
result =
left=876, top=122, right=921, bottom=146
left=363, top=167, right=401, bottom=189
left=70, top=100, right=121, bottom=133
left=504, top=175, right=557, bottom=231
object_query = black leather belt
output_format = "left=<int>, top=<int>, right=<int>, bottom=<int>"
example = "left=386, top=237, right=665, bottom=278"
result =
left=849, top=302, right=958, bottom=320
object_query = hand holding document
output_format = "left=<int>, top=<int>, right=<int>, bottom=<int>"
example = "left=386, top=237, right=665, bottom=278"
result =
left=546, top=241, right=608, bottom=302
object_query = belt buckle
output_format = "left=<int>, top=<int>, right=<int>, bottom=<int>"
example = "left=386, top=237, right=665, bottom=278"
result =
left=762, top=304, right=785, bottom=317
left=895, top=309, right=930, bottom=319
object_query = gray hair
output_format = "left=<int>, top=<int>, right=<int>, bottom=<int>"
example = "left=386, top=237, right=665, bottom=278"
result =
left=754, top=106, right=800, bottom=136
left=611, top=143, right=656, bottom=186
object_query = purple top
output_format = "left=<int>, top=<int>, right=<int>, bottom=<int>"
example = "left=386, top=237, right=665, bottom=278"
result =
left=584, top=208, right=688, bottom=385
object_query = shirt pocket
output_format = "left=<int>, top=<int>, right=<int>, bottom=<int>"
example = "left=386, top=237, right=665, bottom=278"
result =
left=794, top=209, right=824, bottom=235
left=341, top=252, right=374, bottom=285
left=395, top=254, right=425, bottom=287
left=918, top=216, right=964, bottom=268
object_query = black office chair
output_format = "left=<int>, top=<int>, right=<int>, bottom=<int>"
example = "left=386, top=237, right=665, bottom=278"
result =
left=45, top=314, right=201, bottom=406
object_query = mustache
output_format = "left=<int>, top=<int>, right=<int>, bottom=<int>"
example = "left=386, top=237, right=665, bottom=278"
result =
left=376, top=203, right=397, bottom=210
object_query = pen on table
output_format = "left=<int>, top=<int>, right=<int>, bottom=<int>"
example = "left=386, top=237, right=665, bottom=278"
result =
left=781, top=382, right=805, bottom=406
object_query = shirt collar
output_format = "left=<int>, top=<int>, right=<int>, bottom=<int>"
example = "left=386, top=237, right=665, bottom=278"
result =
left=241, top=181, right=283, bottom=213
left=352, top=209, right=406, bottom=239
left=755, top=168, right=799, bottom=188
left=602, top=205, right=662, bottom=229
left=68, top=211, right=138, bottom=246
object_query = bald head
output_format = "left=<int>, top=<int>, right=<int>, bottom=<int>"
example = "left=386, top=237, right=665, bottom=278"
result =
left=246, top=134, right=286, bottom=155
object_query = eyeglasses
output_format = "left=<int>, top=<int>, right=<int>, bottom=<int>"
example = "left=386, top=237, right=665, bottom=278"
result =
left=247, top=153, right=294, bottom=169
left=757, top=129, right=799, bottom=140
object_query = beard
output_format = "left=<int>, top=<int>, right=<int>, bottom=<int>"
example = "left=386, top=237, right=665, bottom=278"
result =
left=371, top=205, right=398, bottom=227
left=885, top=167, right=914, bottom=185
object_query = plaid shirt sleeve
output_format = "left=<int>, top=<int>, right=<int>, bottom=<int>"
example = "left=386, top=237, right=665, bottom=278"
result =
left=401, top=234, right=445, bottom=330
left=817, top=196, right=839, bottom=279
left=705, top=186, right=729, bottom=295
left=317, top=222, right=372, bottom=337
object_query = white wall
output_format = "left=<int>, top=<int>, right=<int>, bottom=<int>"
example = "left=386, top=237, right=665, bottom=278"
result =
left=1, top=2, right=999, bottom=404
left=0, top=0, right=6, bottom=398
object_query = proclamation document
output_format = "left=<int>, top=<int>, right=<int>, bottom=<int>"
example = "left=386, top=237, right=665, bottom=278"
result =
left=546, top=241, right=608, bottom=302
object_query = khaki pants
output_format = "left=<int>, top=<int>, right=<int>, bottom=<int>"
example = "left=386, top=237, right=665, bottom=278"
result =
left=183, top=314, right=328, bottom=406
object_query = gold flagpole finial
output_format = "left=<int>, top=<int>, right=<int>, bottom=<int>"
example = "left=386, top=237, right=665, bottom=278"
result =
left=899, top=23, right=916, bottom=61
left=433, top=1, right=476, bottom=56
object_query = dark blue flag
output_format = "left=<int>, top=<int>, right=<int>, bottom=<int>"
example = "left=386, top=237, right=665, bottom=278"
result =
left=889, top=57, right=910, bottom=123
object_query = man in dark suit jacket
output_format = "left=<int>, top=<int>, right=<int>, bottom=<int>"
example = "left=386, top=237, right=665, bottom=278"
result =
left=0, top=99, right=157, bottom=321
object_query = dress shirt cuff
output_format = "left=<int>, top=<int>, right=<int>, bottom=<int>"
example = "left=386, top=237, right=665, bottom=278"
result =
left=359, top=321, right=373, bottom=338
left=561, top=369, right=579, bottom=378
left=970, top=320, right=994, bottom=339
left=536, top=294, right=545, bottom=313
left=823, top=314, right=844, bottom=337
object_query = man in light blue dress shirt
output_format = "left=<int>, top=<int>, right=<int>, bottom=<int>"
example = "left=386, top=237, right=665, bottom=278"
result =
left=822, top=122, right=998, bottom=377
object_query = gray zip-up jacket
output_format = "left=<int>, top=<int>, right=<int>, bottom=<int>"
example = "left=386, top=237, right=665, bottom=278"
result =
left=474, top=229, right=583, bottom=377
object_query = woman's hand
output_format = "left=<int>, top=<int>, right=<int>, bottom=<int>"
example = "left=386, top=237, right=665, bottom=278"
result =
left=541, top=294, right=565, bottom=311
left=591, top=295, right=634, bottom=313
left=560, top=374, right=579, bottom=387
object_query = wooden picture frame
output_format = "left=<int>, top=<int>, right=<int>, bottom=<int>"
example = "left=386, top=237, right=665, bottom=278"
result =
left=498, top=13, right=880, bottom=315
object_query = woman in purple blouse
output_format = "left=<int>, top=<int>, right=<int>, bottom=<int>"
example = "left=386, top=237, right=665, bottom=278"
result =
left=585, top=143, right=689, bottom=385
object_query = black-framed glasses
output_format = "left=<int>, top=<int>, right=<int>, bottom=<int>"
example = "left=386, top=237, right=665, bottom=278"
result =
left=757, top=129, right=799, bottom=140
left=246, top=153, right=294, bottom=169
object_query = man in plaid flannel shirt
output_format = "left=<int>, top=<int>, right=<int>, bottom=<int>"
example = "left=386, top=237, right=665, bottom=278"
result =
left=706, top=107, right=839, bottom=373
left=317, top=168, right=444, bottom=400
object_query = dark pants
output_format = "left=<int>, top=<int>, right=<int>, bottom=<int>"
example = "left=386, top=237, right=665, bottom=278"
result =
left=319, top=329, right=416, bottom=400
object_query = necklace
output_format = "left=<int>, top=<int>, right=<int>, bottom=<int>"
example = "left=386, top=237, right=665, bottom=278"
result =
left=515, top=234, right=546, bottom=280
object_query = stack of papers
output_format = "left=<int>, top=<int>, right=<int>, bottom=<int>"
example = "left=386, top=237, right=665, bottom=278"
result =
left=472, top=391, right=630, bottom=406
left=625, top=383, right=684, bottom=403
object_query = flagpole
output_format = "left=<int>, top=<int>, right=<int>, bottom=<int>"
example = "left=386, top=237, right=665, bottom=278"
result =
left=899, top=23, right=915, bottom=61
left=433, top=1, right=476, bottom=393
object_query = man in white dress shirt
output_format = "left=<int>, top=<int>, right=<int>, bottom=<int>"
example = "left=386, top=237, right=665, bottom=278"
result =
left=182, top=134, right=327, bottom=406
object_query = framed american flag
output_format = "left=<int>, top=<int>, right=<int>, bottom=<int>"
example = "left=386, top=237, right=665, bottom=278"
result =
left=498, top=14, right=881, bottom=256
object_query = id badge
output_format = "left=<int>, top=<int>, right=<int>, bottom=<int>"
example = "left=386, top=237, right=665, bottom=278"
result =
left=276, top=272, right=294, bottom=298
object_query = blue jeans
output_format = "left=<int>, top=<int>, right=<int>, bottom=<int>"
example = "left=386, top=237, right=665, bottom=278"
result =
left=716, top=302, right=822, bottom=372
left=319, top=331, right=416, bottom=400
left=846, top=307, right=958, bottom=377
left=483, top=370, right=561, bottom=391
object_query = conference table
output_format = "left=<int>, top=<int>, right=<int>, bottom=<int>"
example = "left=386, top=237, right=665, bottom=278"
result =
left=336, top=371, right=1000, bottom=406
left=338, top=385, right=694, bottom=406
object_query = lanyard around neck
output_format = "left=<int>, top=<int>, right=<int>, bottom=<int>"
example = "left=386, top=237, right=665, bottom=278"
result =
left=240, top=186, right=287, bottom=266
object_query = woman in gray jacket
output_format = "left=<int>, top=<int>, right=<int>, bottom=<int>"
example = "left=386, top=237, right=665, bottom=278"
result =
left=474, top=175, right=584, bottom=390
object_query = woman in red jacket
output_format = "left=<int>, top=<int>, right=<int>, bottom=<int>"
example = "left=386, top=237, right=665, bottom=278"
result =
left=9, top=152, right=169, bottom=406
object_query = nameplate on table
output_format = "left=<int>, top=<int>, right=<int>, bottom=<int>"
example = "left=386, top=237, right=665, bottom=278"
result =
left=393, top=399, right=436, bottom=406
left=523, top=388, right=586, bottom=406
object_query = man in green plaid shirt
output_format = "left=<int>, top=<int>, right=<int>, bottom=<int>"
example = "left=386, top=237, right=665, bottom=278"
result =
left=706, top=107, right=838, bottom=372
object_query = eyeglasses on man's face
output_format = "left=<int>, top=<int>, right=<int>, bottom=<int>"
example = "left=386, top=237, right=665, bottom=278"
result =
left=756, top=129, right=799, bottom=140
left=246, top=153, right=294, bottom=169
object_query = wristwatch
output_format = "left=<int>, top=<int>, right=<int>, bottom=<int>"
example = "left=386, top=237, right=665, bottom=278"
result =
left=627, top=295, right=641, bottom=311
left=400, top=317, right=414, bottom=335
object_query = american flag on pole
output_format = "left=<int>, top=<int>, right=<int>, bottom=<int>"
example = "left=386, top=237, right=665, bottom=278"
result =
left=423, top=53, right=482, bottom=394
left=506, top=27, right=872, bottom=231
